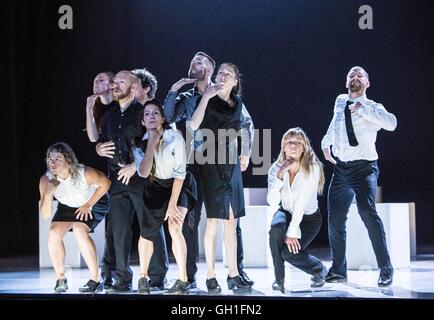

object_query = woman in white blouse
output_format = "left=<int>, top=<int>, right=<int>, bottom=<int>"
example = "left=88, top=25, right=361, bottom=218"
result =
left=267, top=127, right=327, bottom=293
left=39, top=142, right=111, bottom=293
left=132, top=100, right=197, bottom=294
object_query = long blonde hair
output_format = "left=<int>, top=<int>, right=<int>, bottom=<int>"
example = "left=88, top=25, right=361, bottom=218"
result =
left=275, top=127, right=325, bottom=194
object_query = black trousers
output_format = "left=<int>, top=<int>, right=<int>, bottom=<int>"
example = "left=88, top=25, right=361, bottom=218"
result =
left=269, top=208, right=323, bottom=282
left=101, top=178, right=169, bottom=284
left=327, top=159, right=392, bottom=276
left=182, top=163, right=245, bottom=281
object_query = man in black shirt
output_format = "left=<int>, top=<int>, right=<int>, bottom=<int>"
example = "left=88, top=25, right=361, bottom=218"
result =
left=96, top=70, right=150, bottom=292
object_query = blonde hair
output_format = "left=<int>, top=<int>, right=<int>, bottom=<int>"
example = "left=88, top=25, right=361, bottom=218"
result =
left=275, top=127, right=325, bottom=194
left=46, top=142, right=83, bottom=184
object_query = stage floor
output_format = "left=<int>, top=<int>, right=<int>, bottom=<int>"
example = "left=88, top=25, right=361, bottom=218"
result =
left=1, top=255, right=434, bottom=300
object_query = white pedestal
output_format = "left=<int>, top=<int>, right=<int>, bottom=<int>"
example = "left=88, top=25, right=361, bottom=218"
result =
left=346, top=203, right=410, bottom=270
left=39, top=201, right=106, bottom=268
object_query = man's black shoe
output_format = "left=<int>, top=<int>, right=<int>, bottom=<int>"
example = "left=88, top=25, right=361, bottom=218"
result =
left=188, top=278, right=197, bottom=289
left=239, top=270, right=255, bottom=286
left=272, top=280, right=285, bottom=293
left=378, top=266, right=394, bottom=287
left=148, top=278, right=167, bottom=291
left=325, top=272, right=347, bottom=283
left=79, top=280, right=103, bottom=293
left=107, top=279, right=132, bottom=293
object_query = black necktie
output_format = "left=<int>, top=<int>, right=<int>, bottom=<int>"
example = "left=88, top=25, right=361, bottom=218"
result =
left=344, top=100, right=359, bottom=146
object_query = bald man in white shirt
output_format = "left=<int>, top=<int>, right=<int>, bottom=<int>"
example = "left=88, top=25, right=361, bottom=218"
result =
left=321, top=66, right=397, bottom=287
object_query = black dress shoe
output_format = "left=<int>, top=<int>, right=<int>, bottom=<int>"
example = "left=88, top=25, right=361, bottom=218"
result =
left=103, top=279, right=113, bottom=290
left=206, top=278, right=222, bottom=294
left=138, top=277, right=150, bottom=294
left=272, top=280, right=285, bottom=293
left=227, top=275, right=252, bottom=290
left=311, top=265, right=327, bottom=288
left=79, top=280, right=103, bottom=293
left=107, top=279, right=132, bottom=293
left=188, top=278, right=197, bottom=289
left=239, top=270, right=255, bottom=286
left=325, top=272, right=347, bottom=283
left=54, top=278, right=68, bottom=292
left=378, top=267, right=394, bottom=287
left=148, top=278, right=167, bottom=291
left=166, top=279, right=191, bottom=294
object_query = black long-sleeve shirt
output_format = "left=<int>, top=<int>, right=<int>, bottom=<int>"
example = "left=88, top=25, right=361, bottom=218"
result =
left=97, top=100, right=143, bottom=179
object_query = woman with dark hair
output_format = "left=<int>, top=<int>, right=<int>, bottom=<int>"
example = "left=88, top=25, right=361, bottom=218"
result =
left=39, top=142, right=111, bottom=293
left=85, top=71, right=115, bottom=142
left=132, top=100, right=197, bottom=294
left=189, top=63, right=253, bottom=293
left=267, top=128, right=327, bottom=293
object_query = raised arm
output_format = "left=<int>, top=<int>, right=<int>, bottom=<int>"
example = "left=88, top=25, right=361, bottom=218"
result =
left=267, top=163, right=284, bottom=207
left=163, top=78, right=196, bottom=124
left=85, top=95, right=100, bottom=142
left=138, top=129, right=162, bottom=178
left=188, top=83, right=223, bottom=131
left=39, top=175, right=59, bottom=220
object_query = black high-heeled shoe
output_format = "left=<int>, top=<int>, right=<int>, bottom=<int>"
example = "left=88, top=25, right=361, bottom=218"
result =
left=227, top=275, right=252, bottom=290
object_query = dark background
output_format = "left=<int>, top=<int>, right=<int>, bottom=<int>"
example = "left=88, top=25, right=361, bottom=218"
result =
left=2, top=0, right=433, bottom=258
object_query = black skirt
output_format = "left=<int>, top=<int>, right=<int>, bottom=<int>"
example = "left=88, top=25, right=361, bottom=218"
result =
left=199, top=157, right=245, bottom=219
left=141, top=171, right=197, bottom=241
left=51, top=193, right=110, bottom=232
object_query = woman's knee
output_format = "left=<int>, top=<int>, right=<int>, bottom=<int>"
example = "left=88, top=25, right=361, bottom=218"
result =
left=48, top=223, right=67, bottom=241
left=72, top=223, right=90, bottom=237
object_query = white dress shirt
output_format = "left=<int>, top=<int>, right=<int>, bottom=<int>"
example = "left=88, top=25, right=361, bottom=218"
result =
left=267, top=162, right=321, bottom=239
left=133, top=129, right=187, bottom=180
left=321, top=94, right=397, bottom=161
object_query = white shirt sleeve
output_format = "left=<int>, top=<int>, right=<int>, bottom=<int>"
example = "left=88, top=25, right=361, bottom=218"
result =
left=357, top=103, right=397, bottom=131
left=170, top=131, right=187, bottom=180
left=132, top=146, right=145, bottom=178
left=285, top=165, right=320, bottom=239
left=267, top=163, right=284, bottom=206
left=240, top=104, right=254, bottom=157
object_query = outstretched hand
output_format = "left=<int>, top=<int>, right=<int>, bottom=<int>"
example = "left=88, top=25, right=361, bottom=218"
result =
left=170, top=78, right=197, bottom=92
left=117, top=163, right=136, bottom=185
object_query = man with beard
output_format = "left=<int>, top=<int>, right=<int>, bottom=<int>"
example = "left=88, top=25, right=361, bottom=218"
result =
left=321, top=66, right=397, bottom=287
left=95, top=70, right=144, bottom=292
left=163, top=52, right=255, bottom=288
left=85, top=72, right=115, bottom=142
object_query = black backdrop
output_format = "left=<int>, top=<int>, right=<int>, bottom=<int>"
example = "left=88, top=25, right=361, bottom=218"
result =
left=2, top=0, right=433, bottom=256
